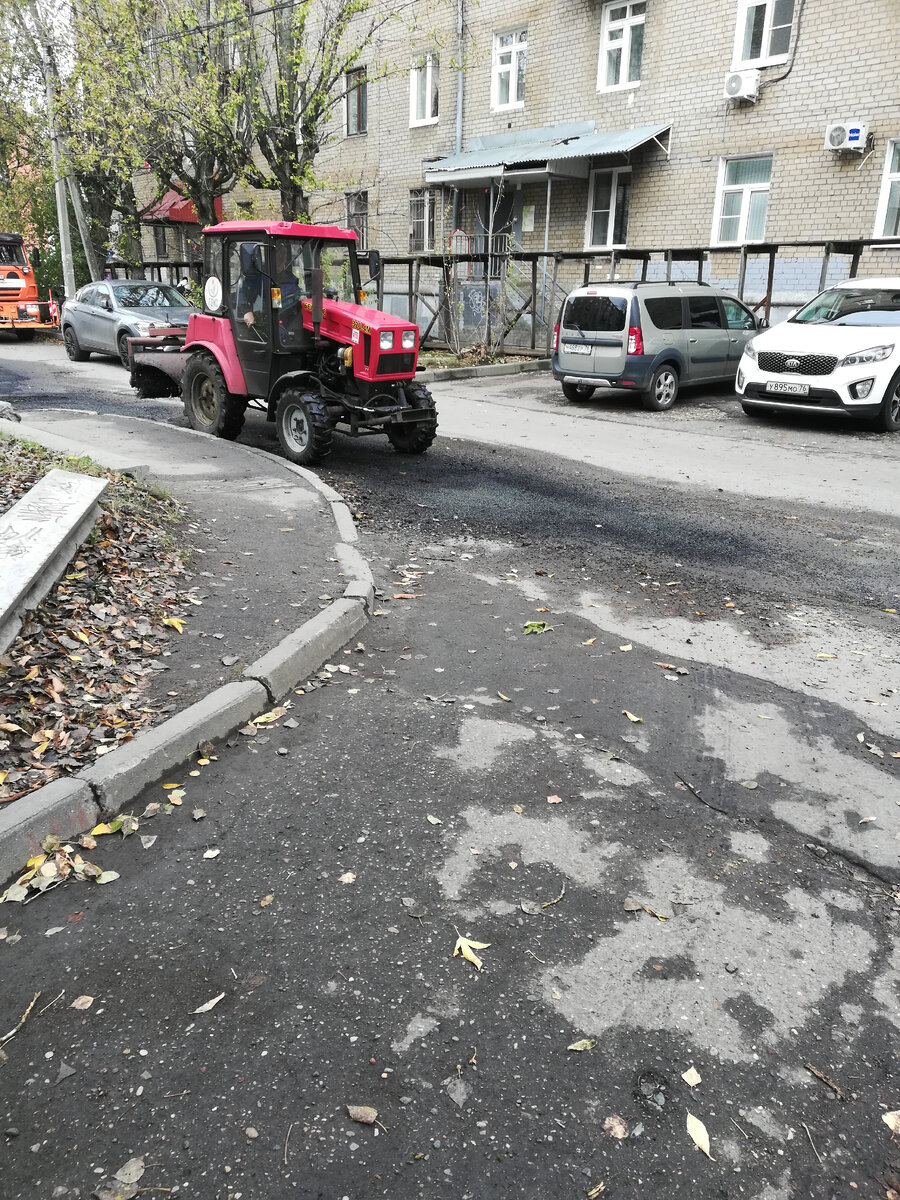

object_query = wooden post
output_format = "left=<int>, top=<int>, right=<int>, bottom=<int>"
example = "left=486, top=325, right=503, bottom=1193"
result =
left=545, top=255, right=560, bottom=355
left=737, top=246, right=748, bottom=300
left=765, top=249, right=776, bottom=323
left=530, top=258, right=537, bottom=350
left=818, top=243, right=832, bottom=293
left=640, top=256, right=649, bottom=281
left=582, top=259, right=590, bottom=286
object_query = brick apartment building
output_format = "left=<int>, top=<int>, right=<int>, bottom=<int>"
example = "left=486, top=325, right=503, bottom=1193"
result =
left=142, top=0, right=900, bottom=328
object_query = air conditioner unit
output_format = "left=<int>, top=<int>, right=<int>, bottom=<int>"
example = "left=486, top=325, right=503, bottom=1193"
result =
left=723, top=69, right=760, bottom=102
left=824, top=121, right=868, bottom=152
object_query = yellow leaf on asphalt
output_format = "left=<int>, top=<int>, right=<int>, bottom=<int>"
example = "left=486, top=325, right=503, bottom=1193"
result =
left=192, top=992, right=225, bottom=1014
left=90, top=823, right=113, bottom=836
left=567, top=1038, right=596, bottom=1051
left=162, top=617, right=185, bottom=633
left=619, top=644, right=632, bottom=652
left=25, top=854, right=47, bottom=869
left=582, top=637, right=596, bottom=645
left=96, top=870, right=120, bottom=885
left=816, top=652, right=836, bottom=660
left=498, top=692, right=511, bottom=702
left=883, top=1111, right=900, bottom=1135
left=162, top=783, right=183, bottom=790
left=260, top=894, right=274, bottom=907
left=453, top=934, right=491, bottom=971
left=513, top=804, right=523, bottom=814
left=622, top=710, right=643, bottom=723
left=252, top=707, right=286, bottom=725
left=682, top=1066, right=702, bottom=1088
left=687, top=1112, right=713, bottom=1158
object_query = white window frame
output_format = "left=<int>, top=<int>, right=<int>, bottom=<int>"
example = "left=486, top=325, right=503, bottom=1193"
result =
left=597, top=2, right=646, bottom=93
left=584, top=167, right=631, bottom=251
left=491, top=28, right=527, bottom=112
left=873, top=139, right=900, bottom=238
left=410, top=51, right=439, bottom=127
left=732, top=0, right=794, bottom=69
left=409, top=188, right=438, bottom=253
left=711, top=154, right=773, bottom=246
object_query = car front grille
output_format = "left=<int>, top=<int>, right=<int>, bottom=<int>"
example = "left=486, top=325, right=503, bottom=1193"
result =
left=376, top=352, right=415, bottom=375
left=757, top=351, right=838, bottom=376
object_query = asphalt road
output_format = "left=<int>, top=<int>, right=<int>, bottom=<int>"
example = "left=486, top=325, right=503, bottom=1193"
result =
left=2, top=335, right=900, bottom=1200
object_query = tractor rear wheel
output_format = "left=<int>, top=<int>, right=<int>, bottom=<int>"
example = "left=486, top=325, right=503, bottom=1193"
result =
left=182, top=352, right=246, bottom=440
left=275, top=388, right=333, bottom=465
left=387, top=383, right=438, bottom=454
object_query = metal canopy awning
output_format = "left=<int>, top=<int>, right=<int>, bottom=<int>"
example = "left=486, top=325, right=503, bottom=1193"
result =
left=424, top=121, right=671, bottom=186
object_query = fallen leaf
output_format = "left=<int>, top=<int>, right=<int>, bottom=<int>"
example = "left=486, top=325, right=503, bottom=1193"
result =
left=162, top=617, right=185, bottom=634
left=141, top=802, right=160, bottom=818
left=114, top=1158, right=145, bottom=1186
left=339, top=872, right=357, bottom=884
left=740, top=780, right=759, bottom=790
left=90, top=823, right=113, bottom=836
left=508, top=861, right=518, bottom=870
left=260, top=894, right=274, bottom=907
left=96, top=871, right=120, bottom=885
left=686, top=1112, right=713, bottom=1158
left=453, top=934, right=491, bottom=971
left=619, top=644, right=632, bottom=652
left=45, top=926, right=65, bottom=937
left=497, top=691, right=512, bottom=702
left=71, top=995, right=94, bottom=1010
left=816, top=652, right=836, bottom=660
left=252, top=707, right=287, bottom=726
left=192, top=992, right=225, bottom=1014
left=603, top=1115, right=629, bottom=1139
left=392, top=593, right=420, bottom=600
left=520, top=899, right=542, bottom=915
left=203, top=847, right=221, bottom=859
left=79, top=834, right=97, bottom=850
left=622, top=710, right=643, bottom=723
left=883, top=1111, right=900, bottom=1135
left=682, top=1066, right=702, bottom=1087
left=586, top=1185, right=607, bottom=1198
left=140, top=835, right=157, bottom=849
left=582, top=637, right=596, bottom=646
left=859, top=816, right=877, bottom=825
left=567, top=1038, right=596, bottom=1051
left=426, top=814, right=442, bottom=825
left=513, top=804, right=523, bottom=814
left=192, top=808, right=206, bottom=820
left=168, top=793, right=183, bottom=806
left=523, top=621, right=552, bottom=635
left=347, top=1104, right=378, bottom=1124
left=162, top=782, right=182, bottom=790
left=623, top=898, right=643, bottom=912
left=547, top=794, right=563, bottom=804
left=643, top=906, right=669, bottom=921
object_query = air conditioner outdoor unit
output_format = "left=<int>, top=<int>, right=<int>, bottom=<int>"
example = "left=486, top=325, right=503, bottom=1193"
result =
left=824, top=121, right=868, bottom=151
left=723, top=69, right=760, bottom=102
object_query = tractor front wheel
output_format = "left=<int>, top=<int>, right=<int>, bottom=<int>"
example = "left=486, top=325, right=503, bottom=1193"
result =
left=182, top=352, right=246, bottom=440
left=387, top=383, right=438, bottom=454
left=275, top=389, right=333, bottom=465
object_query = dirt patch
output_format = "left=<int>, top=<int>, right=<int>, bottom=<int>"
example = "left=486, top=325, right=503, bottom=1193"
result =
left=0, top=435, right=195, bottom=804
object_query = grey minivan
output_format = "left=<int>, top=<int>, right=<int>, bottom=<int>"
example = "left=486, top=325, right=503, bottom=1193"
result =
left=62, top=279, right=195, bottom=367
left=551, top=282, right=763, bottom=410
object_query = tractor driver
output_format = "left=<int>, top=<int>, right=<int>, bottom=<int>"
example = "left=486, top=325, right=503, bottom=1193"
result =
left=235, top=243, right=268, bottom=341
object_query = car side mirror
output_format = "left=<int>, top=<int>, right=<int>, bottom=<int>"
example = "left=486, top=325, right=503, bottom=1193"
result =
left=756, top=316, right=769, bottom=329
left=367, top=250, right=381, bottom=281
left=101, top=296, right=112, bottom=311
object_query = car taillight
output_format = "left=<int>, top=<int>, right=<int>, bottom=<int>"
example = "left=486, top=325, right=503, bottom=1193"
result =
left=552, top=324, right=559, bottom=351
left=627, top=325, right=644, bottom=355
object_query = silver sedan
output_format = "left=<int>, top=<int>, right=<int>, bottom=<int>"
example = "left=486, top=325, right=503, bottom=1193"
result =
left=61, top=279, right=196, bottom=366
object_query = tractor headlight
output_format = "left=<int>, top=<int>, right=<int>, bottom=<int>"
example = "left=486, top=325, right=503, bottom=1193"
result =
left=379, top=331, right=394, bottom=350
left=401, top=330, right=416, bottom=350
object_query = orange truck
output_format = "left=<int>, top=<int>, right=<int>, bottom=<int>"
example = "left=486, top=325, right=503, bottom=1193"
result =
left=0, top=232, right=59, bottom=340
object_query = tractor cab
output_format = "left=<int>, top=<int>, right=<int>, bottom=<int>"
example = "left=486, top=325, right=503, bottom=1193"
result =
left=130, top=219, right=437, bottom=465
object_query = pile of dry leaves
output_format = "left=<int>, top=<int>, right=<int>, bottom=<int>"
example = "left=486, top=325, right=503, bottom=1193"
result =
left=0, top=437, right=196, bottom=804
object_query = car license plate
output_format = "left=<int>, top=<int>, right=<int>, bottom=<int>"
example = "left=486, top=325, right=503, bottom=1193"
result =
left=562, top=341, right=592, bottom=355
left=765, top=381, right=809, bottom=396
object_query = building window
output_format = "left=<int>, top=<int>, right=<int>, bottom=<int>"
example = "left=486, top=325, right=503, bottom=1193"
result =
left=346, top=191, right=369, bottom=251
left=713, top=155, right=772, bottom=245
left=874, top=140, right=900, bottom=237
left=346, top=68, right=367, bottom=136
left=409, top=189, right=437, bottom=253
left=491, top=29, right=527, bottom=111
left=598, top=2, right=645, bottom=90
left=585, top=168, right=631, bottom=249
left=153, top=226, right=168, bottom=260
left=733, top=0, right=794, bottom=68
left=410, top=52, right=439, bottom=126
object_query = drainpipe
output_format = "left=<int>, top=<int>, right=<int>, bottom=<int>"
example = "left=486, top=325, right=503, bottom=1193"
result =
left=451, top=0, right=464, bottom=228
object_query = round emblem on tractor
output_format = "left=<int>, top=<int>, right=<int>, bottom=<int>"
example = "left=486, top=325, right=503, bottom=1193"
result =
left=204, top=276, right=223, bottom=311
left=785, top=357, right=800, bottom=370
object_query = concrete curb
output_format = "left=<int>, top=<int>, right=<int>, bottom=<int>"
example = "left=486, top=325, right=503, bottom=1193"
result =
left=0, top=415, right=375, bottom=887
left=416, top=358, right=550, bottom=384
left=0, top=779, right=99, bottom=887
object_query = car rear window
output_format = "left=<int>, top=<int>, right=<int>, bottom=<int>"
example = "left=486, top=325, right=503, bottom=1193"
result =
left=562, top=295, right=627, bottom=332
left=644, top=297, right=683, bottom=330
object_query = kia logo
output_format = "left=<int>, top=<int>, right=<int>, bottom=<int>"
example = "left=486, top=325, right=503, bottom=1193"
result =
left=785, top=357, right=800, bottom=370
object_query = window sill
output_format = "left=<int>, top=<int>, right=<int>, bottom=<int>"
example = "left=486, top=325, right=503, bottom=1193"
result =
left=346, top=131, right=368, bottom=139
left=596, top=80, right=641, bottom=94
left=584, top=243, right=628, bottom=253
left=731, top=52, right=789, bottom=71
left=491, top=101, right=525, bottom=114
left=712, top=239, right=767, bottom=249
left=410, top=117, right=440, bottom=128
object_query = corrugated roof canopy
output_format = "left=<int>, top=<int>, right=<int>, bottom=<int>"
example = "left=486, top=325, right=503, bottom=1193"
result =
left=424, top=122, right=671, bottom=185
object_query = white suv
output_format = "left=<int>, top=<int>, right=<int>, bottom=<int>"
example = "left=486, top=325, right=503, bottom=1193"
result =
left=736, top=277, right=900, bottom=431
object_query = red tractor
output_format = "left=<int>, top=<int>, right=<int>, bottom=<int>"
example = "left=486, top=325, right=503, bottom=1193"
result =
left=129, top=219, right=436, bottom=464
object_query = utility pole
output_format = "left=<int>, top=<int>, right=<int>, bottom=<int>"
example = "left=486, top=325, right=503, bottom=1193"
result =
left=28, top=2, right=77, bottom=298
